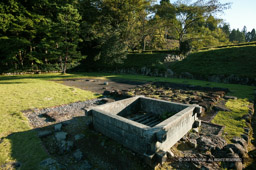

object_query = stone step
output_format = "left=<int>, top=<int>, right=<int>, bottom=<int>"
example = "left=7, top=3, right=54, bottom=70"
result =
left=146, top=119, right=162, bottom=127
left=139, top=116, right=157, bottom=125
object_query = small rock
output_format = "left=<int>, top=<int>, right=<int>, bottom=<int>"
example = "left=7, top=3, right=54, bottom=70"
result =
left=166, top=150, right=174, bottom=158
left=231, top=137, right=248, bottom=148
left=59, top=140, right=74, bottom=153
left=40, top=158, right=57, bottom=166
left=73, top=149, right=83, bottom=161
left=188, top=139, right=197, bottom=148
left=38, top=130, right=52, bottom=138
left=192, top=128, right=199, bottom=133
left=79, top=160, right=91, bottom=170
left=180, top=135, right=187, bottom=141
left=241, top=134, right=249, bottom=143
left=54, top=124, right=62, bottom=131
left=103, top=90, right=111, bottom=95
left=189, top=133, right=199, bottom=140
left=75, top=134, right=85, bottom=141
left=55, top=132, right=67, bottom=141
left=193, top=120, right=201, bottom=128
left=101, top=141, right=105, bottom=147
left=224, top=144, right=246, bottom=158
left=224, top=96, right=237, bottom=100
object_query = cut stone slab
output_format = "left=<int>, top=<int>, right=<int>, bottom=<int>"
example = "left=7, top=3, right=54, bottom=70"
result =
left=54, top=124, right=62, bottom=131
left=90, top=96, right=202, bottom=157
left=55, top=132, right=67, bottom=141
left=73, top=149, right=83, bottom=161
left=38, top=130, right=52, bottom=138
left=75, top=134, right=85, bottom=141
left=231, top=137, right=248, bottom=148
left=224, top=96, right=237, bottom=100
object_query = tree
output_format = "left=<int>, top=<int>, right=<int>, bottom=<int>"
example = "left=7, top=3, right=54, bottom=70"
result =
left=220, top=23, right=230, bottom=38
left=79, top=0, right=152, bottom=66
left=246, top=28, right=256, bottom=42
left=229, top=29, right=245, bottom=43
left=53, top=4, right=82, bottom=74
left=154, top=0, right=229, bottom=53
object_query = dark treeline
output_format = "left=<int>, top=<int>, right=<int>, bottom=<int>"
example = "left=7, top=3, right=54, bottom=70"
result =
left=220, top=25, right=256, bottom=43
left=0, top=0, right=253, bottom=73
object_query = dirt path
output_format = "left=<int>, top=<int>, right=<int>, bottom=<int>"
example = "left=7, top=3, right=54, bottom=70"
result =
left=55, top=78, right=146, bottom=94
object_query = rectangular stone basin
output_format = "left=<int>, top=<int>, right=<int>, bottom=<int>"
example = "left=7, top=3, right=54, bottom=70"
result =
left=89, top=96, right=202, bottom=161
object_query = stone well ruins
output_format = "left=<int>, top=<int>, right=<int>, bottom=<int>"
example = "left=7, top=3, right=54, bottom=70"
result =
left=88, top=96, right=202, bottom=163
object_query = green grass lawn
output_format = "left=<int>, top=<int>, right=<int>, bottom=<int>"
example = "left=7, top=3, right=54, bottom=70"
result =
left=0, top=72, right=254, bottom=169
left=0, top=78, right=98, bottom=169
left=212, top=99, right=251, bottom=142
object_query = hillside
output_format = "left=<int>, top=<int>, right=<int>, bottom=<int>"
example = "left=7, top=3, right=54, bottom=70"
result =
left=170, top=45, right=256, bottom=78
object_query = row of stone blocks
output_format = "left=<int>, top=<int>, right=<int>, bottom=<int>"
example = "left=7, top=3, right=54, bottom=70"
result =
left=88, top=96, right=202, bottom=165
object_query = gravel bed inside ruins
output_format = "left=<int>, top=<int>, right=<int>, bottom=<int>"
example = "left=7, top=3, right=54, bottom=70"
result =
left=23, top=79, right=254, bottom=170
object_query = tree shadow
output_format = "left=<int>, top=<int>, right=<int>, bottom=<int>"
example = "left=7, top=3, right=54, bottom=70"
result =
left=2, top=116, right=151, bottom=170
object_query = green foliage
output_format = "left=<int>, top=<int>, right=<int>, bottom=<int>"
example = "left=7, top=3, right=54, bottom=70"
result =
left=229, top=29, right=245, bottom=43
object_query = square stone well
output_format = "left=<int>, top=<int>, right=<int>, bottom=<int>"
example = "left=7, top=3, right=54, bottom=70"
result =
left=89, top=96, right=202, bottom=162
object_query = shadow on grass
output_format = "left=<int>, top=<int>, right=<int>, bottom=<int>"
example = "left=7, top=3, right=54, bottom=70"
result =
left=0, top=82, right=29, bottom=84
left=2, top=116, right=150, bottom=170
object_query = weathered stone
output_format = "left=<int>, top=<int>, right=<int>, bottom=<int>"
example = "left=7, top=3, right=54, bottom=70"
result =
left=59, top=140, right=74, bottom=153
left=188, top=139, right=197, bottom=148
left=73, top=149, right=83, bottom=161
left=55, top=132, right=67, bottom=141
left=212, top=105, right=230, bottom=112
left=241, top=134, right=249, bottom=143
left=103, top=90, right=111, bottom=95
left=192, top=128, right=199, bottom=133
left=197, top=136, right=215, bottom=151
left=38, top=130, right=52, bottom=138
left=75, top=134, right=85, bottom=141
left=225, top=153, right=243, bottom=170
left=155, top=150, right=167, bottom=164
left=54, top=124, right=62, bottom=131
left=78, top=160, right=91, bottom=170
left=166, top=69, right=174, bottom=77
left=231, top=137, right=248, bottom=148
left=224, top=96, right=237, bottom=100
left=224, top=144, right=246, bottom=158
left=39, top=158, right=60, bottom=170
left=193, top=120, right=201, bottom=128
left=166, top=150, right=174, bottom=158
left=189, top=133, right=199, bottom=140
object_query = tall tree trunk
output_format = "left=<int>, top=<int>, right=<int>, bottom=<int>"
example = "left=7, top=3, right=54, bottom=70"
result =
left=62, top=47, right=69, bottom=74
left=59, top=56, right=63, bottom=72
left=18, top=50, right=23, bottom=68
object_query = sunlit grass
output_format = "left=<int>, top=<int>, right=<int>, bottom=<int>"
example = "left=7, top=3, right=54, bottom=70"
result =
left=212, top=99, right=250, bottom=142
left=0, top=78, right=98, bottom=169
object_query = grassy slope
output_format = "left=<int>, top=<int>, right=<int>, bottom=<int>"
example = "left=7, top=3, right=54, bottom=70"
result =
left=170, top=45, right=256, bottom=78
left=0, top=73, right=254, bottom=169
left=0, top=78, right=98, bottom=169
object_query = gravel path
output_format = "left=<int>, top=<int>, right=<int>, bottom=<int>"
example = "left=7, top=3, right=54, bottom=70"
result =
left=23, top=99, right=104, bottom=128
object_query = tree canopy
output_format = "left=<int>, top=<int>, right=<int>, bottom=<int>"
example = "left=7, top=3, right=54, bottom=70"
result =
left=0, top=0, right=253, bottom=73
